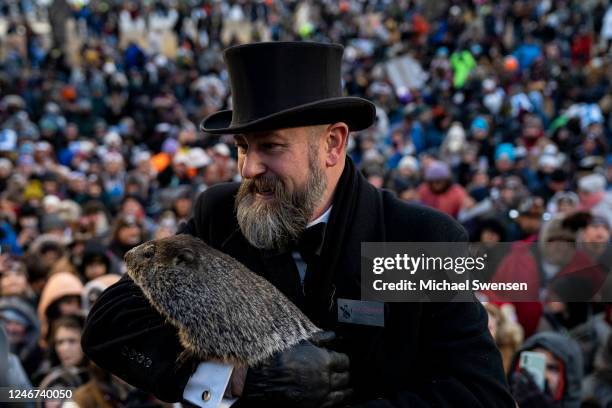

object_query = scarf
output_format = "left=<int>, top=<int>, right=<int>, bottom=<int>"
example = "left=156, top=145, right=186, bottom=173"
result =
left=303, top=155, right=384, bottom=325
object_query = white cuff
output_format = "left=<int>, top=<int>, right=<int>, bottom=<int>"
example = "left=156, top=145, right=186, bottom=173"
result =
left=183, top=361, right=237, bottom=407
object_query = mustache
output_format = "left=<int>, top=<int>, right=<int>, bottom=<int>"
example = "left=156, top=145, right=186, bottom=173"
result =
left=241, top=175, right=289, bottom=199
left=249, top=175, right=279, bottom=193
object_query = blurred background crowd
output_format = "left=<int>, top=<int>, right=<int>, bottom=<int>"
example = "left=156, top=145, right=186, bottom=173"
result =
left=0, top=0, right=611, bottom=406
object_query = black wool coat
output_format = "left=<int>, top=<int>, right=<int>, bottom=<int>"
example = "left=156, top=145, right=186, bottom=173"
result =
left=82, top=158, right=515, bottom=407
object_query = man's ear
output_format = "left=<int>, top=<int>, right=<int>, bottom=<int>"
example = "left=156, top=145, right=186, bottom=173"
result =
left=324, top=122, right=349, bottom=167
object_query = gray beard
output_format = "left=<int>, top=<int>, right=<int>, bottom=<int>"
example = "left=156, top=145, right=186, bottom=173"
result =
left=235, top=148, right=327, bottom=250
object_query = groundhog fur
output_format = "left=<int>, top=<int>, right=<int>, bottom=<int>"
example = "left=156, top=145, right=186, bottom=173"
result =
left=125, top=234, right=321, bottom=367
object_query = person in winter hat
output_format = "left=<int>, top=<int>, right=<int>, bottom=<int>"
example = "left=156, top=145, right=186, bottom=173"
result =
left=509, top=331, right=583, bottom=408
left=0, top=296, right=43, bottom=379
left=417, top=160, right=468, bottom=218
left=0, top=325, right=33, bottom=408
left=37, top=272, right=83, bottom=345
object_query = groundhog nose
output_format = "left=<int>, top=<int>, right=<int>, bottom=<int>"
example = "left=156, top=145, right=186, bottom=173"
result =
left=127, top=243, right=155, bottom=265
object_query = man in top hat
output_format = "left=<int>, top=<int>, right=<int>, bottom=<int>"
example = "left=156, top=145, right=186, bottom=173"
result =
left=82, top=42, right=514, bottom=407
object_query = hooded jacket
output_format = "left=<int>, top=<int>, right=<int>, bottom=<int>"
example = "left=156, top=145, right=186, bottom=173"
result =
left=0, top=296, right=42, bottom=377
left=511, top=332, right=583, bottom=408
left=37, top=272, right=84, bottom=342
left=0, top=326, right=34, bottom=408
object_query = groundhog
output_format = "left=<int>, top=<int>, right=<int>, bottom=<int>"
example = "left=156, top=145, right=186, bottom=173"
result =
left=125, top=234, right=321, bottom=367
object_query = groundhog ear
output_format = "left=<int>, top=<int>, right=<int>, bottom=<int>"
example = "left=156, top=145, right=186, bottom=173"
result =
left=175, top=249, right=195, bottom=265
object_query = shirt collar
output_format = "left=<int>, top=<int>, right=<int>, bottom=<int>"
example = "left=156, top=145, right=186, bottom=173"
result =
left=307, top=205, right=332, bottom=228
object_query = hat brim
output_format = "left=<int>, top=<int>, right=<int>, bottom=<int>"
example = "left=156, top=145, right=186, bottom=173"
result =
left=200, top=97, right=376, bottom=135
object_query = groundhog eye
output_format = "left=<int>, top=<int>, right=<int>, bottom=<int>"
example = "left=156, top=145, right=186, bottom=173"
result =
left=176, top=250, right=195, bottom=265
left=143, top=246, right=155, bottom=259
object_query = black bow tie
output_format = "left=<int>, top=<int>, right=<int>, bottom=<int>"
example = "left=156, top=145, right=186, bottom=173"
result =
left=297, top=222, right=327, bottom=264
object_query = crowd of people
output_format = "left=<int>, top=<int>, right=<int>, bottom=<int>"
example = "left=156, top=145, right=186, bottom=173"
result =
left=0, top=0, right=612, bottom=406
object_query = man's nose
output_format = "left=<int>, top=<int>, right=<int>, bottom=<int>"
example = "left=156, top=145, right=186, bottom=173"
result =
left=240, top=150, right=266, bottom=179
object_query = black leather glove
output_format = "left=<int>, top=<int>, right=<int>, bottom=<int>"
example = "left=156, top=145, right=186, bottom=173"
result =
left=509, top=369, right=559, bottom=408
left=239, top=331, right=352, bottom=408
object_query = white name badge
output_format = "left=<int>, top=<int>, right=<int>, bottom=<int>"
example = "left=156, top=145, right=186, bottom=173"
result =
left=337, top=298, right=385, bottom=327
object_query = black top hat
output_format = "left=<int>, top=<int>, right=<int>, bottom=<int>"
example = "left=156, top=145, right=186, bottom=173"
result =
left=200, top=42, right=376, bottom=134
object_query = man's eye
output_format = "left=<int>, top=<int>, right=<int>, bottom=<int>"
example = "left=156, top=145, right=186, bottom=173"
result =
left=262, top=143, right=282, bottom=150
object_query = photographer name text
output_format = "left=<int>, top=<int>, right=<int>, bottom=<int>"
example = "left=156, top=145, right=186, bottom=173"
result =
left=372, top=279, right=528, bottom=292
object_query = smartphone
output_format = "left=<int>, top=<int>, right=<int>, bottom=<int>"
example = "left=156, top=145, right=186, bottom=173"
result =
left=519, top=351, right=546, bottom=391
